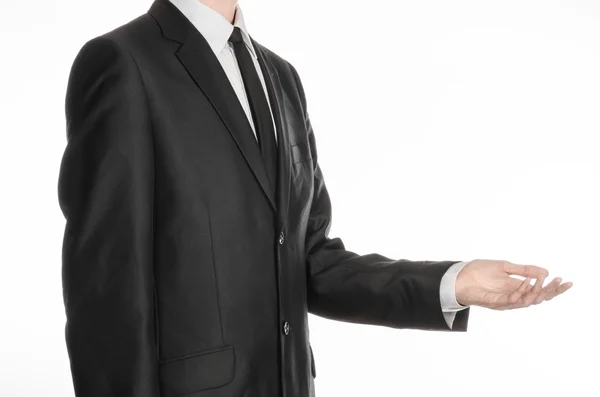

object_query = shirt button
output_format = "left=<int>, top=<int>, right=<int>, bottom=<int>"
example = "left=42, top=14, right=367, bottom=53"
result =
left=283, top=321, right=290, bottom=335
left=278, top=231, right=285, bottom=245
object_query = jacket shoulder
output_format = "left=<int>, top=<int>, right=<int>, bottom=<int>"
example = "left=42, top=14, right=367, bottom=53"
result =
left=75, top=12, right=159, bottom=58
left=65, top=13, right=158, bottom=116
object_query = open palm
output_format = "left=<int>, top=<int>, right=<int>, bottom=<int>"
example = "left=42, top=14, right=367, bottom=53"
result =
left=455, top=259, right=572, bottom=310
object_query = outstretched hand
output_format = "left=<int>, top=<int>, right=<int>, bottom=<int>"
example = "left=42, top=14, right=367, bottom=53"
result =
left=455, top=259, right=573, bottom=310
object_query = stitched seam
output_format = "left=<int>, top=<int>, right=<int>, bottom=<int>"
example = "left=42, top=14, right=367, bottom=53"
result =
left=158, top=345, right=233, bottom=365
left=207, top=199, right=225, bottom=343
left=169, top=348, right=236, bottom=397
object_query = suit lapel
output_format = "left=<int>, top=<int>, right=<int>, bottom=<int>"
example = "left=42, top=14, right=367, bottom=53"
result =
left=252, top=39, right=292, bottom=228
left=148, top=0, right=277, bottom=212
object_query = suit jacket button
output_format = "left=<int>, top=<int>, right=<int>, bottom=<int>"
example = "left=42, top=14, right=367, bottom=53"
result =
left=283, top=321, right=290, bottom=335
left=278, top=231, right=285, bottom=245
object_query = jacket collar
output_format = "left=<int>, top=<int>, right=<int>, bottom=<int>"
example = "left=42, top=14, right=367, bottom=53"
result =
left=167, top=0, right=257, bottom=58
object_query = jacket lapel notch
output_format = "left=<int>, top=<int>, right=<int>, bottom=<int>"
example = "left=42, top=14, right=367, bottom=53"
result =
left=147, top=0, right=188, bottom=44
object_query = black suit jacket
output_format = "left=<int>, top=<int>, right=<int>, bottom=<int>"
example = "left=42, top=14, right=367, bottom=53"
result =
left=57, top=0, right=470, bottom=396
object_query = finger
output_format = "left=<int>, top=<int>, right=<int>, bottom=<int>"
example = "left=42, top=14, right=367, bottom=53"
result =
left=506, top=277, right=527, bottom=291
left=507, top=277, right=531, bottom=306
left=513, top=276, right=544, bottom=308
left=504, top=262, right=549, bottom=279
left=524, top=281, right=535, bottom=293
left=523, top=276, right=545, bottom=306
left=533, top=279, right=558, bottom=305
left=546, top=281, right=573, bottom=301
left=534, top=277, right=561, bottom=304
left=547, top=282, right=573, bottom=300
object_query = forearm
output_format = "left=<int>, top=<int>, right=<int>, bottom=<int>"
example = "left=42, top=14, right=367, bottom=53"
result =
left=306, top=235, right=466, bottom=330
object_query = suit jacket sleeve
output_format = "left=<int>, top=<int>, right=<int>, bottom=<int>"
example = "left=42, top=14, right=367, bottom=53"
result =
left=289, top=65, right=469, bottom=332
left=57, top=36, right=160, bottom=396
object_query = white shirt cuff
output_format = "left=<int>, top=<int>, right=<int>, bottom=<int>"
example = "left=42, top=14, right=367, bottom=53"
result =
left=440, top=261, right=470, bottom=329
left=440, top=260, right=470, bottom=311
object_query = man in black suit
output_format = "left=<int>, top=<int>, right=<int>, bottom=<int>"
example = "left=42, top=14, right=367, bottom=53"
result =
left=57, top=0, right=572, bottom=396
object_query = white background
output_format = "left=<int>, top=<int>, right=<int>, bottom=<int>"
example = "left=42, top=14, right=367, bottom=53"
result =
left=1, top=0, right=598, bottom=396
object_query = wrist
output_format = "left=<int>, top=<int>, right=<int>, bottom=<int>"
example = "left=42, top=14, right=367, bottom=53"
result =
left=455, top=262, right=471, bottom=307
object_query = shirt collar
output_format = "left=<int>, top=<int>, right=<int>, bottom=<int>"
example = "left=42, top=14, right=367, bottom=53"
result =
left=168, top=0, right=257, bottom=58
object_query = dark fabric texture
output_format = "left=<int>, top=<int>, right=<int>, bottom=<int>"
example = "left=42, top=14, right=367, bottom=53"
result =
left=228, top=26, right=279, bottom=193
left=57, top=1, right=470, bottom=396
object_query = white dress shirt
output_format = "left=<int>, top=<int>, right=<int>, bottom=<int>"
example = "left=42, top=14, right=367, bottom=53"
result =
left=168, top=0, right=277, bottom=143
left=168, top=0, right=469, bottom=330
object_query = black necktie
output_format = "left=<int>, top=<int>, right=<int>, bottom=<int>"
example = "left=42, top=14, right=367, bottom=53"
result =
left=228, top=27, right=278, bottom=192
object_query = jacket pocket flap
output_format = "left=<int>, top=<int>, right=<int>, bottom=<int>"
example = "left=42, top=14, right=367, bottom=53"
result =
left=291, top=142, right=312, bottom=164
left=159, top=345, right=235, bottom=396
